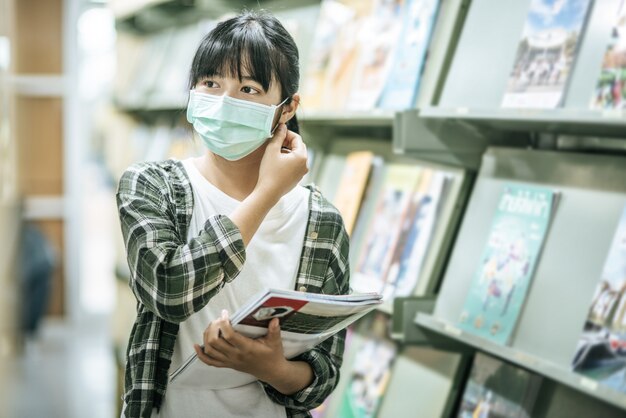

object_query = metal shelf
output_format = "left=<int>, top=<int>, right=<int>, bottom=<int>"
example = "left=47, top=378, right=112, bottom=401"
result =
left=299, top=110, right=395, bottom=128
left=420, top=106, right=626, bottom=138
left=415, top=313, right=626, bottom=412
left=114, top=0, right=319, bottom=33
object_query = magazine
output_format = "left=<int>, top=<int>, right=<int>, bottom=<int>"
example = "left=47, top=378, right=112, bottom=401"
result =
left=333, top=151, right=375, bottom=235
left=572, top=204, right=626, bottom=394
left=457, top=353, right=543, bottom=418
left=301, top=0, right=357, bottom=110
left=590, top=0, right=626, bottom=109
left=501, top=0, right=593, bottom=109
left=168, top=288, right=382, bottom=387
left=458, top=184, right=557, bottom=345
left=378, top=0, right=441, bottom=110
left=345, top=0, right=405, bottom=111
left=338, top=337, right=396, bottom=418
left=353, top=164, right=423, bottom=297
left=381, top=169, right=447, bottom=300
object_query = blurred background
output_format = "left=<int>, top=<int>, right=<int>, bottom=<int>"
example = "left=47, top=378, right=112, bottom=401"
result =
left=2, top=1, right=626, bottom=418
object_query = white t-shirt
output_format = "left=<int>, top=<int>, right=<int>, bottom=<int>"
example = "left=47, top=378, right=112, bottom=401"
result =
left=156, top=158, right=310, bottom=418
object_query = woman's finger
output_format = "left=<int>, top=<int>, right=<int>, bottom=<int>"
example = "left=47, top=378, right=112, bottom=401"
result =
left=194, top=344, right=227, bottom=368
left=201, top=342, right=230, bottom=363
left=267, top=123, right=287, bottom=150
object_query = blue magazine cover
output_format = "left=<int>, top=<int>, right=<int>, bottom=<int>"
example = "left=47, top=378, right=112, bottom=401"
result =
left=378, top=0, right=440, bottom=110
left=458, top=184, right=556, bottom=345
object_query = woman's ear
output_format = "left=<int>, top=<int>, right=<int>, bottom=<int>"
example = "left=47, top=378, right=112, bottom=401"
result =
left=280, top=93, right=300, bottom=124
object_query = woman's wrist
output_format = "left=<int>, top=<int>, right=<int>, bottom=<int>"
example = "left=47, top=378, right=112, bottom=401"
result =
left=249, top=184, right=282, bottom=209
left=261, top=358, right=314, bottom=395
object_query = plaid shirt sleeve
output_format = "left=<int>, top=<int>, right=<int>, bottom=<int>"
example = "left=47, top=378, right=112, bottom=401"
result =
left=262, top=207, right=351, bottom=415
left=116, top=163, right=246, bottom=323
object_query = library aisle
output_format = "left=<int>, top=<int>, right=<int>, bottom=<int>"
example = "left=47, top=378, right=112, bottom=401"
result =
left=2, top=0, right=626, bottom=418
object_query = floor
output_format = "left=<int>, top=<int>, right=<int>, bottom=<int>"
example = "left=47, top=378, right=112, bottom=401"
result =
left=1, top=316, right=117, bottom=418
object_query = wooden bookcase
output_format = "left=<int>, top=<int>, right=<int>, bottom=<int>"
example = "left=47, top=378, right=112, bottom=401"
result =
left=12, top=0, right=66, bottom=317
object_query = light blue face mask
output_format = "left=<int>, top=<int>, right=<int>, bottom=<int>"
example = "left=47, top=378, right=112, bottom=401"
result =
left=186, top=90, right=289, bottom=161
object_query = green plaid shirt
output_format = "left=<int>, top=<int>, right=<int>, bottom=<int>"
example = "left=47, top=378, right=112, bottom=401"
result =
left=116, top=159, right=350, bottom=418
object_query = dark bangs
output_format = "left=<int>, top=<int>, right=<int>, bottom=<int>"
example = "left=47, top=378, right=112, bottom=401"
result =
left=189, top=11, right=299, bottom=100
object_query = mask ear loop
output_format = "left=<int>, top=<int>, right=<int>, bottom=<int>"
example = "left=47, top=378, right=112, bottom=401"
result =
left=270, top=96, right=292, bottom=135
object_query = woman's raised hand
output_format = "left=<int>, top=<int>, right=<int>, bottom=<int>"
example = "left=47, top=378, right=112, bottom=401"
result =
left=256, top=124, right=308, bottom=201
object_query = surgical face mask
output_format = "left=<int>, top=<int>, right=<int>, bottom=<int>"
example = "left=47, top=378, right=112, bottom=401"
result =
left=186, top=90, right=289, bottom=161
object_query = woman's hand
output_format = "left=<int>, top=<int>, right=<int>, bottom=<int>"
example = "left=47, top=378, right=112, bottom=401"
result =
left=256, top=124, right=308, bottom=201
left=195, top=310, right=287, bottom=383
left=194, top=310, right=314, bottom=394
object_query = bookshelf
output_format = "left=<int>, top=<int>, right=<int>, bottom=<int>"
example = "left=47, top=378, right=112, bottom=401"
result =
left=0, top=0, right=19, bottom=382
left=393, top=0, right=626, bottom=154
left=407, top=147, right=626, bottom=416
left=415, top=313, right=626, bottom=411
left=10, top=0, right=77, bottom=318
left=107, top=0, right=626, bottom=417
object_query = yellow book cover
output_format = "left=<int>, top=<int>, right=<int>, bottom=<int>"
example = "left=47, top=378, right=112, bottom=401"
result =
left=333, top=151, right=375, bottom=235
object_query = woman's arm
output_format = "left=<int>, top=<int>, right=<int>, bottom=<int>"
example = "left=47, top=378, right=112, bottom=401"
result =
left=117, top=164, right=248, bottom=323
left=262, top=212, right=351, bottom=411
left=117, top=127, right=307, bottom=323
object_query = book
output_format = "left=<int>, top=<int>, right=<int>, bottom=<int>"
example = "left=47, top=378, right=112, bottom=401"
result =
left=315, top=153, right=348, bottom=202
left=149, top=21, right=211, bottom=109
left=381, top=169, right=447, bottom=300
left=301, top=0, right=358, bottom=110
left=335, top=316, right=397, bottom=418
left=349, top=156, right=385, bottom=267
left=458, top=184, right=557, bottom=345
left=501, top=0, right=593, bottom=109
left=333, top=151, right=375, bottom=235
left=590, top=0, right=626, bottom=110
left=572, top=204, right=626, bottom=394
left=456, top=353, right=543, bottom=418
left=353, top=164, right=423, bottom=298
left=168, top=288, right=382, bottom=387
left=121, top=29, right=175, bottom=108
left=345, top=0, right=405, bottom=111
left=336, top=313, right=397, bottom=418
left=377, top=0, right=441, bottom=110
left=320, top=0, right=374, bottom=111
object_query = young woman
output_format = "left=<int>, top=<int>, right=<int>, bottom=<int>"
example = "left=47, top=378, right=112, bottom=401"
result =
left=117, top=10, right=350, bottom=418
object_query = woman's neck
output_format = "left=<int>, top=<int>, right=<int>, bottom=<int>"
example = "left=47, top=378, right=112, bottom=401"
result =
left=194, top=147, right=267, bottom=201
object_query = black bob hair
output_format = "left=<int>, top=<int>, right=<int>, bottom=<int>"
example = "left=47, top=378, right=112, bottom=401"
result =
left=189, top=10, right=300, bottom=133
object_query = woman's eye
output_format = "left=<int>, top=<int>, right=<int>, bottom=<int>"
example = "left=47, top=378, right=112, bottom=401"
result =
left=241, top=86, right=259, bottom=94
left=203, top=80, right=219, bottom=88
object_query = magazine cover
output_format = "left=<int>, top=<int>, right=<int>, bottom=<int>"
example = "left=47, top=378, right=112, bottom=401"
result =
left=337, top=313, right=397, bottom=418
left=457, top=353, right=543, bottom=418
left=590, top=0, right=626, bottom=109
left=378, top=0, right=441, bottom=110
left=353, top=164, right=422, bottom=297
left=381, top=170, right=447, bottom=300
left=333, top=151, right=375, bottom=235
left=345, top=0, right=405, bottom=111
left=572, top=205, right=626, bottom=394
left=301, top=0, right=356, bottom=110
left=458, top=184, right=557, bottom=345
left=502, top=0, right=593, bottom=109
left=321, top=0, right=374, bottom=110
